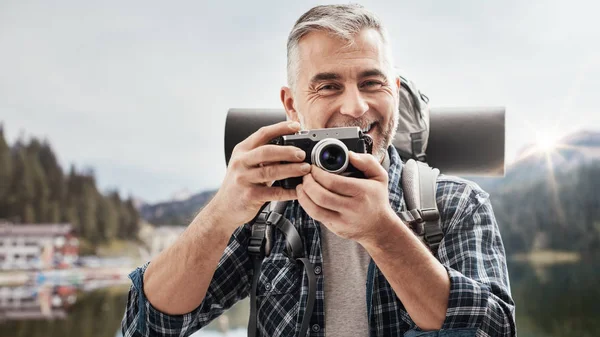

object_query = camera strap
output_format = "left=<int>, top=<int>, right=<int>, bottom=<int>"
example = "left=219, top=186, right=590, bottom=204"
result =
left=398, top=159, right=443, bottom=253
left=248, top=201, right=316, bottom=337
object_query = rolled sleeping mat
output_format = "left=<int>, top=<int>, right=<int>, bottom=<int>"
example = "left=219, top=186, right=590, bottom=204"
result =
left=224, top=107, right=505, bottom=177
left=422, top=107, right=505, bottom=176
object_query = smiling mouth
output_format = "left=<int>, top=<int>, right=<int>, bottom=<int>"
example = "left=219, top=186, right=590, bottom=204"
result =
left=360, top=123, right=377, bottom=134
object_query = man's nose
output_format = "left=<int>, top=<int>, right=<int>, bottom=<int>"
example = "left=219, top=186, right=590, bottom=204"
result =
left=339, top=86, right=368, bottom=118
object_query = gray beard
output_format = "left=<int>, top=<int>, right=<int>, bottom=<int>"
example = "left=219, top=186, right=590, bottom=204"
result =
left=374, top=112, right=399, bottom=162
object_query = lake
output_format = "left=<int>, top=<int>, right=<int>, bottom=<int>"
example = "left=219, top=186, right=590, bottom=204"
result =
left=1, top=256, right=598, bottom=337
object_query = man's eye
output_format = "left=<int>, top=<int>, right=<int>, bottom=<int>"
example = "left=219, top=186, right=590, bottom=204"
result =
left=361, top=81, right=383, bottom=89
left=317, top=84, right=340, bottom=92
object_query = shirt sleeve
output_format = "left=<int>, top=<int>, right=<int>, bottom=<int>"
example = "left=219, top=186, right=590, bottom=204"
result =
left=436, top=179, right=516, bottom=336
left=120, top=224, right=253, bottom=337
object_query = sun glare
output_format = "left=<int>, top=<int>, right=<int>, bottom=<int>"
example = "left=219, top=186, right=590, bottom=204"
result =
left=535, top=131, right=559, bottom=153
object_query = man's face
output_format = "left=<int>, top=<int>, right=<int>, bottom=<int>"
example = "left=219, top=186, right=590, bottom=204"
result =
left=281, top=28, right=400, bottom=161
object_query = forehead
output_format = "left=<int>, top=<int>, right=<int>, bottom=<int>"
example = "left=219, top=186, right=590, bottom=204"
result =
left=296, top=28, right=389, bottom=79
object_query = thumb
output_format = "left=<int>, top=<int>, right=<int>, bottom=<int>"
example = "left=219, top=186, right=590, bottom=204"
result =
left=348, top=151, right=387, bottom=181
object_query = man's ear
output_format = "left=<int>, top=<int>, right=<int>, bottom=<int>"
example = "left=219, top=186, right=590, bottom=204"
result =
left=280, top=86, right=300, bottom=122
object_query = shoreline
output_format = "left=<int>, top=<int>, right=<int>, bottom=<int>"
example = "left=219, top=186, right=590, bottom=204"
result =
left=510, top=250, right=581, bottom=266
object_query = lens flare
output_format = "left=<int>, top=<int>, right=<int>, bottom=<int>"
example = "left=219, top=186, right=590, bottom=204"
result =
left=535, top=132, right=559, bottom=153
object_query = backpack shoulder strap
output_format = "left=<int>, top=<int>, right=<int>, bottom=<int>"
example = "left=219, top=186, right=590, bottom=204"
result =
left=399, top=159, right=444, bottom=253
left=247, top=201, right=315, bottom=337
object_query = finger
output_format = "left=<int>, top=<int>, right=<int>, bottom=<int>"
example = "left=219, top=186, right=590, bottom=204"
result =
left=242, top=121, right=301, bottom=150
left=296, top=184, right=338, bottom=223
left=301, top=173, right=350, bottom=212
left=348, top=152, right=387, bottom=181
left=254, top=185, right=298, bottom=202
left=245, top=162, right=311, bottom=184
left=244, top=144, right=306, bottom=167
left=310, top=165, right=363, bottom=197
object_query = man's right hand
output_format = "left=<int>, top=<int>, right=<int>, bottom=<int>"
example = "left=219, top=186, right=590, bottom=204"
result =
left=211, top=121, right=311, bottom=232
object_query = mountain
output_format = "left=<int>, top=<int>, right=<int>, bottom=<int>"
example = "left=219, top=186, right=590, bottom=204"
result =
left=170, top=188, right=193, bottom=202
left=471, top=130, right=600, bottom=192
left=140, top=189, right=217, bottom=226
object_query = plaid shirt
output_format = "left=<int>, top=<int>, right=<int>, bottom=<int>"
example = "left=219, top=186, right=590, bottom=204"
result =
left=121, top=146, right=516, bottom=337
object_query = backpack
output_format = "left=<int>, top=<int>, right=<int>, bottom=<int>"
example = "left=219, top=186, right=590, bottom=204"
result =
left=393, top=73, right=431, bottom=162
left=246, top=73, right=443, bottom=337
left=395, top=73, right=443, bottom=251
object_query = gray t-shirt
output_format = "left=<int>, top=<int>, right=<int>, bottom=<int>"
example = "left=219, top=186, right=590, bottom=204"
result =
left=320, top=151, right=390, bottom=336
left=321, top=224, right=371, bottom=336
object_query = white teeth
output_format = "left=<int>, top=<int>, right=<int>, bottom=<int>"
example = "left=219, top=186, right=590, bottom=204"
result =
left=361, top=123, right=373, bottom=133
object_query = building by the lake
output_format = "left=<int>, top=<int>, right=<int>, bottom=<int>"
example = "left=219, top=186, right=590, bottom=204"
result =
left=0, top=223, right=79, bottom=271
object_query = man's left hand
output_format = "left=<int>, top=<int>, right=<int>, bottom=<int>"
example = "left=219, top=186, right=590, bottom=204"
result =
left=296, top=151, right=397, bottom=245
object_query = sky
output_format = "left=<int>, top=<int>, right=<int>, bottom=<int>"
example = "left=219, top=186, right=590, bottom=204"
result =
left=1, top=0, right=599, bottom=203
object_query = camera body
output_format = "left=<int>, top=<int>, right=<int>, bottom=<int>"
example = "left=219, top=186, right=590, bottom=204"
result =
left=269, top=127, right=373, bottom=189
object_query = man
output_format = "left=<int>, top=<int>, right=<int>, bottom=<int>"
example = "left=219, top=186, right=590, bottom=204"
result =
left=121, top=4, right=515, bottom=337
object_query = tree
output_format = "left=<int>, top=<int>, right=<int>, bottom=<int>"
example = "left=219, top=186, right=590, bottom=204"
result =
left=124, top=197, right=140, bottom=239
left=0, top=125, right=12, bottom=217
left=79, top=181, right=100, bottom=244
left=63, top=165, right=81, bottom=231
left=97, top=192, right=119, bottom=241
left=26, top=139, right=50, bottom=223
left=38, top=140, right=65, bottom=222
left=8, top=147, right=36, bottom=223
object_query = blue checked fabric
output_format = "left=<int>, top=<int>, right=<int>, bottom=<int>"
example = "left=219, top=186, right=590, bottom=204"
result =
left=121, top=146, right=516, bottom=337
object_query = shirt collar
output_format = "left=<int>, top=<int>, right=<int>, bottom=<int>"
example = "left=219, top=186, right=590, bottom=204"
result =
left=381, top=148, right=391, bottom=172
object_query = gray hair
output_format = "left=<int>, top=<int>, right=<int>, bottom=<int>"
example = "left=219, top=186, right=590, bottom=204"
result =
left=286, top=4, right=394, bottom=91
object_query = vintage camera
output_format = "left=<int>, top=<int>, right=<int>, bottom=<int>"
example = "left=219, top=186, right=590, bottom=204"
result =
left=269, top=127, right=373, bottom=189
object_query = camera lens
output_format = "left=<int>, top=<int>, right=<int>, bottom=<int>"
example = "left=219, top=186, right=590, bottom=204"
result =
left=320, top=145, right=346, bottom=171
left=312, top=139, right=349, bottom=174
